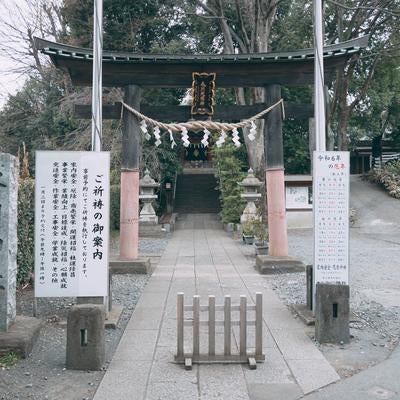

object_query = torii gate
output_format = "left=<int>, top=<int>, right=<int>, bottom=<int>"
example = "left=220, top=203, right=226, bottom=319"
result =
left=35, top=36, right=367, bottom=262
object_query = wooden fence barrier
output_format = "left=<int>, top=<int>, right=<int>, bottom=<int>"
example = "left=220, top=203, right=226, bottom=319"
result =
left=175, top=293, right=265, bottom=370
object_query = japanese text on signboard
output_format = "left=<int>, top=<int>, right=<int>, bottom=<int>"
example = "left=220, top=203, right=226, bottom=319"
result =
left=35, top=151, right=110, bottom=297
left=313, top=151, right=349, bottom=286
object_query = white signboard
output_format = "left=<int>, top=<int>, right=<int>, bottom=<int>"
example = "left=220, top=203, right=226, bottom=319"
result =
left=35, top=151, right=110, bottom=297
left=286, top=186, right=312, bottom=209
left=313, top=151, right=350, bottom=287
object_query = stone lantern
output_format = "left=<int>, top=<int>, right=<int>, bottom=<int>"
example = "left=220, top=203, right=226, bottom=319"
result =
left=139, top=169, right=160, bottom=224
left=239, top=168, right=262, bottom=224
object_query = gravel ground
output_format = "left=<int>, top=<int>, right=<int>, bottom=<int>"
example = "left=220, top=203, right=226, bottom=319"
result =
left=110, top=232, right=169, bottom=256
left=260, top=227, right=400, bottom=377
left=0, top=238, right=169, bottom=400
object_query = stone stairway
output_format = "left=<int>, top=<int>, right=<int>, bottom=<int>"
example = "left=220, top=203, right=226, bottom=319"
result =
left=174, top=173, right=220, bottom=214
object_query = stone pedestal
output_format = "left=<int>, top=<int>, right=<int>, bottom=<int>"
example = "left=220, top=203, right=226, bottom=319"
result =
left=0, top=316, right=44, bottom=357
left=109, top=258, right=152, bottom=274
left=255, top=255, right=305, bottom=274
left=0, top=153, right=18, bottom=332
left=66, top=304, right=105, bottom=370
left=315, top=283, right=350, bottom=344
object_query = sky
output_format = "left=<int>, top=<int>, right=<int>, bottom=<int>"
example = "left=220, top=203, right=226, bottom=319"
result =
left=0, top=0, right=30, bottom=108
left=0, top=56, right=25, bottom=108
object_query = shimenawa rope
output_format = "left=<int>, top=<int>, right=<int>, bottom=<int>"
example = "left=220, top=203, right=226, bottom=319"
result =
left=120, top=99, right=285, bottom=133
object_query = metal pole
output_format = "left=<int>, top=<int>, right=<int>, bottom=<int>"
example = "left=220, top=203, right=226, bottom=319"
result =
left=314, top=0, right=326, bottom=151
left=177, top=293, right=184, bottom=360
left=313, top=0, right=326, bottom=314
left=81, top=0, right=107, bottom=310
left=91, top=0, right=103, bottom=152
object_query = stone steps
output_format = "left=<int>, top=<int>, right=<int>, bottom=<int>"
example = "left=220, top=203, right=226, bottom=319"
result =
left=174, top=173, right=220, bottom=214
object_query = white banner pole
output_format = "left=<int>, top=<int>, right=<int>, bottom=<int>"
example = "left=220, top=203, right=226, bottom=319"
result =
left=314, top=0, right=326, bottom=152
left=91, top=0, right=103, bottom=152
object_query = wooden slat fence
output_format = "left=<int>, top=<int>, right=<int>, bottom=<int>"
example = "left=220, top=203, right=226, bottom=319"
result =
left=175, top=293, right=265, bottom=370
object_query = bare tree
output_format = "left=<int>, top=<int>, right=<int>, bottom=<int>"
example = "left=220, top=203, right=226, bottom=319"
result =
left=194, top=0, right=282, bottom=172
left=0, top=0, right=66, bottom=78
left=327, top=0, right=400, bottom=150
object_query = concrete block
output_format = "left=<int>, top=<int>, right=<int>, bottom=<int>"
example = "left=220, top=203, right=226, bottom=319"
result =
left=0, top=153, right=18, bottom=331
left=66, top=304, right=105, bottom=370
left=109, top=257, right=152, bottom=274
left=0, top=316, right=43, bottom=357
left=255, top=256, right=305, bottom=274
left=315, top=283, right=350, bottom=344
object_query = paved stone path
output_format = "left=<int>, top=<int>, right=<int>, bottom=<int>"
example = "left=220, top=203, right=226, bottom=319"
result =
left=94, top=214, right=339, bottom=400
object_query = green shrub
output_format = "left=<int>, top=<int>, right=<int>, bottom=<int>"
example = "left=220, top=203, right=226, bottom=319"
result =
left=17, top=178, right=35, bottom=284
left=367, top=160, right=400, bottom=199
left=242, top=218, right=268, bottom=241
left=213, top=141, right=247, bottom=224
left=110, top=184, right=121, bottom=231
left=0, top=351, right=20, bottom=367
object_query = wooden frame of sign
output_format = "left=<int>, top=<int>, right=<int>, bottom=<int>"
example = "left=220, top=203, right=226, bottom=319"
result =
left=191, top=72, right=216, bottom=116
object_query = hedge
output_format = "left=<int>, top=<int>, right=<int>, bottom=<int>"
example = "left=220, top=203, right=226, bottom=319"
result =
left=213, top=141, right=247, bottom=224
left=367, top=160, right=400, bottom=199
left=17, top=179, right=35, bottom=284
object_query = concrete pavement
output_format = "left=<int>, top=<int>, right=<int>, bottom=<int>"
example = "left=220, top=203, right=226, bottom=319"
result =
left=303, top=343, right=400, bottom=400
left=93, top=214, right=340, bottom=400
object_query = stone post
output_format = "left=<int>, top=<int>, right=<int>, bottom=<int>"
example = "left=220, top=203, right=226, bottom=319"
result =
left=66, top=304, right=105, bottom=370
left=315, top=283, right=350, bottom=344
left=0, top=153, right=18, bottom=331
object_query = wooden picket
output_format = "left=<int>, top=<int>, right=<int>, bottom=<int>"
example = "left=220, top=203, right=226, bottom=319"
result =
left=175, top=293, right=265, bottom=370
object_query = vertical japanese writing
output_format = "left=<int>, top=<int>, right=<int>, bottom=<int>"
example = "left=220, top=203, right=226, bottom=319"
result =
left=69, top=162, right=78, bottom=281
left=51, top=162, right=60, bottom=285
left=60, top=162, right=69, bottom=290
left=82, top=168, right=89, bottom=277
left=35, top=151, right=110, bottom=297
left=92, top=175, right=105, bottom=262
left=314, top=152, right=349, bottom=285
left=39, top=187, right=46, bottom=284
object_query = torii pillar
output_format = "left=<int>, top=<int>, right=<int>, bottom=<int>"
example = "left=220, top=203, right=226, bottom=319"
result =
left=264, top=85, right=288, bottom=256
left=256, top=85, right=305, bottom=273
left=120, top=85, right=141, bottom=260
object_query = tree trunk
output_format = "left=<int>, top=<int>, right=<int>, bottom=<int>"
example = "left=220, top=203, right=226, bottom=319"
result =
left=337, top=108, right=350, bottom=151
left=198, top=0, right=278, bottom=174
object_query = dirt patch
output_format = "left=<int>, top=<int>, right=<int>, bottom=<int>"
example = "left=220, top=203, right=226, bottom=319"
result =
left=0, top=274, right=149, bottom=400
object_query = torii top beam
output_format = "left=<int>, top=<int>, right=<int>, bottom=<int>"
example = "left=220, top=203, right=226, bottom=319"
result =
left=35, top=37, right=368, bottom=88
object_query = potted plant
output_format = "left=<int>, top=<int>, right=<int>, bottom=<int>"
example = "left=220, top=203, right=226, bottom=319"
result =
left=252, top=219, right=269, bottom=255
left=241, top=219, right=256, bottom=245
